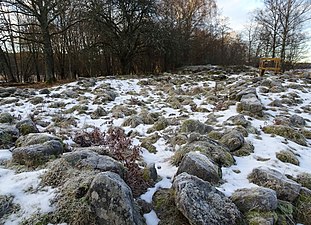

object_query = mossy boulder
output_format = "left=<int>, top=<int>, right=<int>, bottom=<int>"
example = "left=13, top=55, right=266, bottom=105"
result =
left=29, top=96, right=44, bottom=105
left=276, top=200, right=294, bottom=225
left=0, top=113, right=14, bottom=124
left=276, top=150, right=299, bottom=166
left=12, top=140, right=64, bottom=167
left=64, top=105, right=88, bottom=114
left=231, top=187, right=278, bottom=213
left=111, top=105, right=137, bottom=118
left=262, top=125, right=307, bottom=146
left=91, top=106, right=108, bottom=119
left=0, top=124, right=19, bottom=148
left=16, top=119, right=39, bottom=135
left=245, top=211, right=278, bottom=225
left=180, top=119, right=213, bottom=135
left=219, top=130, right=245, bottom=152
left=122, top=116, right=144, bottom=128
left=225, top=114, right=250, bottom=128
left=231, top=141, right=254, bottom=157
left=16, top=133, right=62, bottom=147
left=301, top=128, right=311, bottom=139
left=207, top=130, right=223, bottom=140
left=248, top=167, right=301, bottom=202
left=152, top=188, right=190, bottom=225
left=171, top=138, right=235, bottom=167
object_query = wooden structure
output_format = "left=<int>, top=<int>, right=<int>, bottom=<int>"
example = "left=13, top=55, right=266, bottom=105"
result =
left=259, top=57, right=281, bottom=76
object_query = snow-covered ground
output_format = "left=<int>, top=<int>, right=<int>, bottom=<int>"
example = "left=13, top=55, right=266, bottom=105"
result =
left=0, top=69, right=310, bottom=224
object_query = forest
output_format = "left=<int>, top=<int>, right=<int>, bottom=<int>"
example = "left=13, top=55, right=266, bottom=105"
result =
left=0, top=0, right=310, bottom=83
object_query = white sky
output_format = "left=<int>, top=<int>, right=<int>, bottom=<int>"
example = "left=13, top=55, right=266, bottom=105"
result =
left=217, top=0, right=311, bottom=62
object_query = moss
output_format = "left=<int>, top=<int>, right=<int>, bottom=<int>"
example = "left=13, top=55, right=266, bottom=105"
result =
left=301, top=129, right=311, bottom=139
left=208, top=131, right=223, bottom=140
left=64, top=105, right=88, bottom=114
left=276, top=200, right=294, bottom=225
left=246, top=211, right=278, bottom=225
left=153, top=188, right=190, bottom=225
left=0, top=113, right=13, bottom=123
left=232, top=142, right=254, bottom=157
left=49, top=102, right=66, bottom=108
left=0, top=132, right=14, bottom=147
left=262, top=125, right=307, bottom=146
left=19, top=124, right=38, bottom=136
left=147, top=117, right=169, bottom=133
left=293, top=189, right=311, bottom=224
left=276, top=150, right=299, bottom=166
left=141, top=142, right=157, bottom=153
left=29, top=97, right=44, bottom=105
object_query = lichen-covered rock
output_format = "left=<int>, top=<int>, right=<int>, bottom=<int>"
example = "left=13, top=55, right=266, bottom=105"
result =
left=231, top=187, right=278, bottom=213
left=248, top=167, right=301, bottom=202
left=235, top=88, right=257, bottom=101
left=276, top=150, right=299, bottom=165
left=225, top=114, right=250, bottom=128
left=16, top=119, right=39, bottom=135
left=219, top=131, right=245, bottom=151
left=172, top=138, right=235, bottom=167
left=180, top=119, right=213, bottom=135
left=88, top=172, right=145, bottom=225
left=176, top=152, right=220, bottom=185
left=262, top=125, right=307, bottom=146
left=16, top=133, right=61, bottom=147
left=152, top=188, right=190, bottom=225
left=294, top=187, right=311, bottom=225
left=0, top=124, right=19, bottom=148
left=173, top=173, right=241, bottom=225
left=62, top=150, right=124, bottom=177
left=237, top=93, right=263, bottom=117
left=0, top=113, right=14, bottom=124
left=290, top=114, right=306, bottom=127
left=29, top=96, right=44, bottom=105
left=12, top=140, right=64, bottom=167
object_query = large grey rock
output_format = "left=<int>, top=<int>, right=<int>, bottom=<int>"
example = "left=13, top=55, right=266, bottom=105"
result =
left=224, top=114, right=250, bottom=128
left=16, top=119, right=39, bottom=135
left=248, top=167, right=301, bottom=202
left=236, top=88, right=257, bottom=101
left=62, top=150, right=124, bottom=177
left=180, top=119, right=213, bottom=135
left=238, top=93, right=263, bottom=117
left=220, top=131, right=245, bottom=151
left=88, top=172, right=144, bottom=225
left=176, top=152, right=220, bottom=185
left=173, top=173, right=241, bottom=225
left=0, top=124, right=19, bottom=148
left=12, top=140, right=63, bottom=167
left=231, top=187, right=278, bottom=213
left=16, top=133, right=61, bottom=147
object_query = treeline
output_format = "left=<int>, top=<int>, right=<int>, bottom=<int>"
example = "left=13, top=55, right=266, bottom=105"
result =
left=0, top=0, right=310, bottom=83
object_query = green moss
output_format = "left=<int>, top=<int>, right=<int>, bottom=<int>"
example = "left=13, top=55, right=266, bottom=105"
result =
left=147, top=117, right=169, bottom=133
left=276, top=200, right=294, bottom=225
left=0, top=132, right=14, bottom=147
left=141, top=142, right=157, bottom=153
left=153, top=189, right=190, bottom=225
left=262, top=125, right=307, bottom=146
left=296, top=172, right=311, bottom=189
left=208, top=131, right=223, bottom=140
left=0, top=113, right=13, bottom=123
left=301, top=129, right=311, bottom=139
left=246, top=211, right=278, bottom=225
left=294, top=190, right=311, bottom=224
left=276, top=150, right=299, bottom=166
left=64, top=105, right=88, bottom=114
left=232, top=142, right=254, bottom=157
left=19, top=124, right=38, bottom=136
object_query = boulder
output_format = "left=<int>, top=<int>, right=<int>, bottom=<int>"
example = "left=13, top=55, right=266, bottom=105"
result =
left=173, top=173, right=241, bottom=225
left=16, top=119, right=39, bottom=135
left=147, top=117, right=169, bottom=133
left=237, top=93, right=263, bottom=117
left=231, top=187, right=278, bottom=213
left=224, top=114, right=250, bottom=128
left=231, top=141, right=254, bottom=157
left=91, top=106, right=108, bottom=119
left=62, top=150, right=124, bottom=177
left=0, top=124, right=19, bottom=148
left=219, top=130, right=245, bottom=151
left=0, top=113, right=14, bottom=124
left=248, top=167, right=301, bottom=202
left=172, top=137, right=235, bottom=167
left=290, top=114, right=306, bottom=127
left=122, top=116, right=144, bottom=128
left=12, top=140, right=64, bottom=167
left=88, top=172, right=144, bottom=225
left=295, top=172, right=311, bottom=190
left=236, top=88, right=257, bottom=101
left=180, top=119, right=213, bottom=135
left=262, top=125, right=307, bottom=146
left=176, top=152, right=220, bottom=185
left=39, top=88, right=50, bottom=94
left=16, top=133, right=61, bottom=147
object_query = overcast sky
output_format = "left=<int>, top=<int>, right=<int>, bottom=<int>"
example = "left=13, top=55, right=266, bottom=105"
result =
left=217, top=0, right=311, bottom=62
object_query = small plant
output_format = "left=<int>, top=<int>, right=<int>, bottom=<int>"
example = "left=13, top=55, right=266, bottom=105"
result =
left=73, top=126, right=151, bottom=196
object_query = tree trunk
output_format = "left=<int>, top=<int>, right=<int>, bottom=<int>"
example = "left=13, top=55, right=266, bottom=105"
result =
left=43, top=30, right=56, bottom=83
